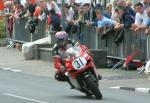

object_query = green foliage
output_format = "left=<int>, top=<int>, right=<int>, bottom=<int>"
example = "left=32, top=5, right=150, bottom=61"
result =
left=0, top=18, right=7, bottom=38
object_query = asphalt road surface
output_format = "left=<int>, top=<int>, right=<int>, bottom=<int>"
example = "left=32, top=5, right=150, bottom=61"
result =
left=0, top=69, right=150, bottom=103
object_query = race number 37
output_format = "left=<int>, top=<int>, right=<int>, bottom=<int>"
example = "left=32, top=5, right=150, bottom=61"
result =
left=72, top=57, right=87, bottom=70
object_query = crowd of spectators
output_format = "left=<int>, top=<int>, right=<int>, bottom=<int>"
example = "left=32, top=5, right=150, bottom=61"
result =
left=2, top=0, right=150, bottom=60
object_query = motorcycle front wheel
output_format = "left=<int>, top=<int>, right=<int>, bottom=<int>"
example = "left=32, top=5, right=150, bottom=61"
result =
left=84, top=76, right=102, bottom=100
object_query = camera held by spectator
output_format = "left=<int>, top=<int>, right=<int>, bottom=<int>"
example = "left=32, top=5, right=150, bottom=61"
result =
left=4, top=8, right=10, bottom=13
left=18, top=11, right=26, bottom=18
left=25, top=17, right=38, bottom=33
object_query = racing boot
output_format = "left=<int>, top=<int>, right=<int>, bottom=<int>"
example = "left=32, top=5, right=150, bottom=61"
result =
left=66, top=77, right=75, bottom=89
left=98, top=74, right=102, bottom=80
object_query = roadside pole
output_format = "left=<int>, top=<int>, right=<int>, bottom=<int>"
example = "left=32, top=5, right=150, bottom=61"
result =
left=61, top=0, right=65, bottom=30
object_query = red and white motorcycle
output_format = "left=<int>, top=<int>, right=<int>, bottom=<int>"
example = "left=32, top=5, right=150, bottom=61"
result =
left=63, top=44, right=102, bottom=99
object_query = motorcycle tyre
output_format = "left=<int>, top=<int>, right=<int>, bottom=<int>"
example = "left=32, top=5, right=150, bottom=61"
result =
left=84, top=76, right=102, bottom=100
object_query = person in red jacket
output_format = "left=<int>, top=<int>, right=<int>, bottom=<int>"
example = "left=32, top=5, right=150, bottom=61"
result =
left=52, top=31, right=78, bottom=89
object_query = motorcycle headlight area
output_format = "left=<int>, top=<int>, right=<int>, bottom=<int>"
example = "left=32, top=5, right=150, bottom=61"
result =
left=72, top=57, right=87, bottom=70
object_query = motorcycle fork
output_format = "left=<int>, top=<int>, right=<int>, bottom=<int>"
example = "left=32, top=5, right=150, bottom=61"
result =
left=77, top=70, right=98, bottom=88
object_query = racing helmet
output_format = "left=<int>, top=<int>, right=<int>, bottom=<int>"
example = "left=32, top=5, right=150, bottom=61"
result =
left=55, top=31, right=68, bottom=48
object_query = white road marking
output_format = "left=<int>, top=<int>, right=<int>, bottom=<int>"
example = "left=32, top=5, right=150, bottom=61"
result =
left=135, top=88, right=150, bottom=93
left=1, top=68, right=12, bottom=70
left=110, top=86, right=150, bottom=94
left=3, top=93, right=49, bottom=103
left=110, top=86, right=120, bottom=89
left=11, top=69, right=22, bottom=72
left=0, top=67, right=22, bottom=73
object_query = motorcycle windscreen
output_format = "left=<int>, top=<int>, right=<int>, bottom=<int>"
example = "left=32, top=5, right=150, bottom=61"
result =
left=66, top=47, right=87, bottom=70
left=66, top=47, right=81, bottom=58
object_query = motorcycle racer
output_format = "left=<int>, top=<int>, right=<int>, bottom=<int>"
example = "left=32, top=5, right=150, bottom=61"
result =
left=52, top=31, right=78, bottom=89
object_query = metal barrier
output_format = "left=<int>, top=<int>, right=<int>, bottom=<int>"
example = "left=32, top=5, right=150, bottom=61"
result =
left=13, top=18, right=45, bottom=42
left=147, top=35, right=150, bottom=60
left=11, top=18, right=149, bottom=61
left=70, top=25, right=149, bottom=61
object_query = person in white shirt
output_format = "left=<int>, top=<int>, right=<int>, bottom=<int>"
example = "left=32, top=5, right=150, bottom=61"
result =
left=46, top=0, right=61, bottom=16
left=134, top=3, right=147, bottom=25
left=132, top=3, right=148, bottom=30
left=76, top=0, right=91, bottom=5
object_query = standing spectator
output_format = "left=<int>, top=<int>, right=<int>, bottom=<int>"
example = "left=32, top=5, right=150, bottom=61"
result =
left=63, top=4, right=75, bottom=22
left=46, top=0, right=61, bottom=17
left=83, top=3, right=96, bottom=27
left=68, top=0, right=76, bottom=6
left=118, top=6, right=134, bottom=28
left=46, top=9, right=61, bottom=32
left=117, top=0, right=135, bottom=19
left=24, top=0, right=35, bottom=17
left=95, top=9, right=122, bottom=33
left=63, top=4, right=75, bottom=34
left=141, top=0, right=150, bottom=9
left=10, top=1, right=22, bottom=20
left=103, top=3, right=112, bottom=19
left=4, top=1, right=14, bottom=38
left=96, top=8, right=124, bottom=45
left=132, top=7, right=150, bottom=60
left=126, top=0, right=136, bottom=18
left=76, top=0, right=91, bottom=5
left=75, top=6, right=85, bottom=23
left=36, top=0, right=47, bottom=21
left=132, top=3, right=147, bottom=60
left=71, top=3, right=80, bottom=20
left=132, top=7, right=150, bottom=31
left=111, top=0, right=120, bottom=21
left=133, top=3, right=147, bottom=26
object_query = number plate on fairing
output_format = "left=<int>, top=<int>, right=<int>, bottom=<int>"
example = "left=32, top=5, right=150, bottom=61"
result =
left=72, top=57, right=87, bottom=70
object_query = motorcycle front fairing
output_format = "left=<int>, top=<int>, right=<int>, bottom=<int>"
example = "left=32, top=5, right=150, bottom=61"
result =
left=64, top=46, right=99, bottom=82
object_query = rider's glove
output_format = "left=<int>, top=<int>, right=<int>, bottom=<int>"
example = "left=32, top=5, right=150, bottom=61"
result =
left=60, top=66, right=66, bottom=73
